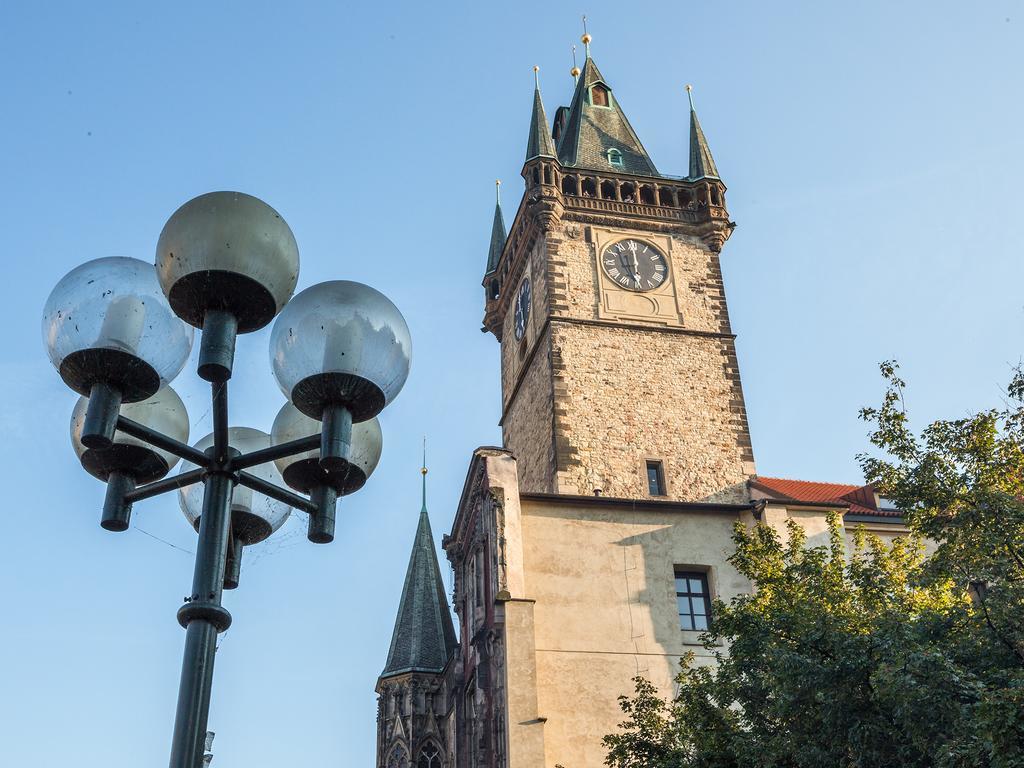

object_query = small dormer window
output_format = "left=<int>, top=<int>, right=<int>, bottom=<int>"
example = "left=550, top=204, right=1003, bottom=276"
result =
left=607, top=148, right=623, bottom=167
left=590, top=84, right=610, bottom=107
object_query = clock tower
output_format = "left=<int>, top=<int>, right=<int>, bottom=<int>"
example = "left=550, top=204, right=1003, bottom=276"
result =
left=482, top=53, right=755, bottom=503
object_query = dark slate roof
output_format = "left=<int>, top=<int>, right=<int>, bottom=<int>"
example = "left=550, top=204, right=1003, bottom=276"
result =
left=526, top=76, right=557, bottom=161
left=688, top=98, right=720, bottom=180
left=380, top=479, right=458, bottom=679
left=485, top=191, right=506, bottom=276
left=556, top=56, right=658, bottom=176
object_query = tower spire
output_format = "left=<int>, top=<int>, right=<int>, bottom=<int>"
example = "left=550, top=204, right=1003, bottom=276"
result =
left=581, top=16, right=591, bottom=58
left=525, top=66, right=557, bottom=161
left=379, top=457, right=458, bottom=681
left=686, top=85, right=720, bottom=181
left=485, top=180, right=506, bottom=275
left=555, top=48, right=658, bottom=175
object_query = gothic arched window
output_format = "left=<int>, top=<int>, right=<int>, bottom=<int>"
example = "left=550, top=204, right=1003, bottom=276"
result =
left=387, top=745, right=410, bottom=768
left=417, top=743, right=441, bottom=768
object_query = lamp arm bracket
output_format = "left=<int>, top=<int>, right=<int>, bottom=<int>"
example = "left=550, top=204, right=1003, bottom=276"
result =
left=116, top=416, right=210, bottom=466
left=230, top=434, right=320, bottom=471
left=125, top=468, right=206, bottom=504
left=236, top=471, right=318, bottom=515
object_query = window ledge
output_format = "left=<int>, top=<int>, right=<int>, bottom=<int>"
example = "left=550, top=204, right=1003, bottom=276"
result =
left=680, top=630, right=720, bottom=648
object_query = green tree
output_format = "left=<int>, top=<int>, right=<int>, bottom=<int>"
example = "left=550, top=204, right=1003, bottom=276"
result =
left=603, top=363, right=1024, bottom=768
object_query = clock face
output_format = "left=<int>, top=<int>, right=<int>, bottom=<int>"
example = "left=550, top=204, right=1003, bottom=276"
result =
left=601, top=239, right=668, bottom=292
left=513, top=277, right=531, bottom=341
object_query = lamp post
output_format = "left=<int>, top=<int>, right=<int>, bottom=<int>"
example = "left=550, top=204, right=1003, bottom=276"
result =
left=42, top=191, right=411, bottom=768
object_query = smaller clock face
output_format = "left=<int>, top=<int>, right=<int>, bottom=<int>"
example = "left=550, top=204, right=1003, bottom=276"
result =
left=513, top=277, right=531, bottom=341
left=601, top=239, right=668, bottom=292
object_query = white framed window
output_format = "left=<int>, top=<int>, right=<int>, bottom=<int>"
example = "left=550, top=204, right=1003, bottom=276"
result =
left=607, top=148, right=623, bottom=167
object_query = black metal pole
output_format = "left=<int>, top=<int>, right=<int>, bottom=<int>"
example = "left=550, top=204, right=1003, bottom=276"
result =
left=101, top=471, right=135, bottom=531
left=82, top=381, right=123, bottom=449
left=307, top=484, right=338, bottom=544
left=212, top=382, right=229, bottom=464
left=319, top=403, right=352, bottom=472
left=168, top=463, right=235, bottom=768
left=197, top=310, right=238, bottom=383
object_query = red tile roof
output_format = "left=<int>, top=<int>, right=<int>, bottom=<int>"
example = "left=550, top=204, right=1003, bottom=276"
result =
left=753, top=477, right=861, bottom=503
left=751, top=477, right=902, bottom=518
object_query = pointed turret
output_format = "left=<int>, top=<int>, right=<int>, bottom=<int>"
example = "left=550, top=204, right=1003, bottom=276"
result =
left=379, top=462, right=457, bottom=680
left=687, top=85, right=720, bottom=181
left=526, top=67, right=557, bottom=161
left=555, top=34, right=658, bottom=176
left=485, top=180, right=506, bottom=276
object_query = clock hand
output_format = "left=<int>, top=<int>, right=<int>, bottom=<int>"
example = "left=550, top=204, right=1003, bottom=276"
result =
left=622, top=256, right=638, bottom=286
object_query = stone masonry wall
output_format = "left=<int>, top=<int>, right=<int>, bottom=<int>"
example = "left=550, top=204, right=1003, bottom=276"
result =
left=550, top=320, right=751, bottom=502
left=501, top=323, right=556, bottom=494
left=497, top=207, right=756, bottom=501
left=544, top=220, right=754, bottom=501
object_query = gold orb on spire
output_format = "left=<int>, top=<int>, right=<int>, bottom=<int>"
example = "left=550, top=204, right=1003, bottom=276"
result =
left=581, top=32, right=592, bottom=45
left=686, top=84, right=693, bottom=92
left=421, top=465, right=428, bottom=476
left=533, top=65, right=539, bottom=73
left=571, top=65, right=581, bottom=77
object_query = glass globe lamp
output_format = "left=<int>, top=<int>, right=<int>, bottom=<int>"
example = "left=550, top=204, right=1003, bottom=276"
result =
left=270, top=401, right=382, bottom=493
left=268, top=280, right=411, bottom=421
left=178, top=427, right=291, bottom=545
left=42, top=256, right=194, bottom=401
left=71, top=383, right=189, bottom=484
left=155, top=192, right=300, bottom=332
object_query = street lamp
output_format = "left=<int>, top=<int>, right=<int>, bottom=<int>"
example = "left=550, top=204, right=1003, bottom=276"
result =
left=42, top=191, right=411, bottom=768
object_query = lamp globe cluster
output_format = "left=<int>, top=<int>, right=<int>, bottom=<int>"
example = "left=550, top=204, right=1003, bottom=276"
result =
left=41, top=190, right=411, bottom=768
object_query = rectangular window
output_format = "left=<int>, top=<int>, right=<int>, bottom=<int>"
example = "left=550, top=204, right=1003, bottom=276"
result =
left=646, top=460, right=666, bottom=496
left=675, top=570, right=711, bottom=631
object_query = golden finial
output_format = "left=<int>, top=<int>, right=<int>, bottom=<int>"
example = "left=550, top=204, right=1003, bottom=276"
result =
left=571, top=44, right=580, bottom=81
left=685, top=84, right=695, bottom=110
left=533, top=64, right=540, bottom=89
left=581, top=15, right=592, bottom=55
left=420, top=436, right=428, bottom=509
left=495, top=179, right=501, bottom=204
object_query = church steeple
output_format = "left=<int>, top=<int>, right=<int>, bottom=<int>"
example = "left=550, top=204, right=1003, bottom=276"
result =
left=526, top=66, right=557, bottom=161
left=484, top=180, right=506, bottom=276
left=379, top=459, right=457, bottom=680
left=687, top=85, right=720, bottom=181
left=555, top=33, right=658, bottom=176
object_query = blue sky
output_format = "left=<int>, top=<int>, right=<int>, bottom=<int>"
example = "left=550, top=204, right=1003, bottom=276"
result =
left=2, top=2, right=1022, bottom=766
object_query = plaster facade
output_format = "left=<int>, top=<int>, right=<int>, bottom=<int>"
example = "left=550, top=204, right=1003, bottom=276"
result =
left=439, top=451, right=907, bottom=768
